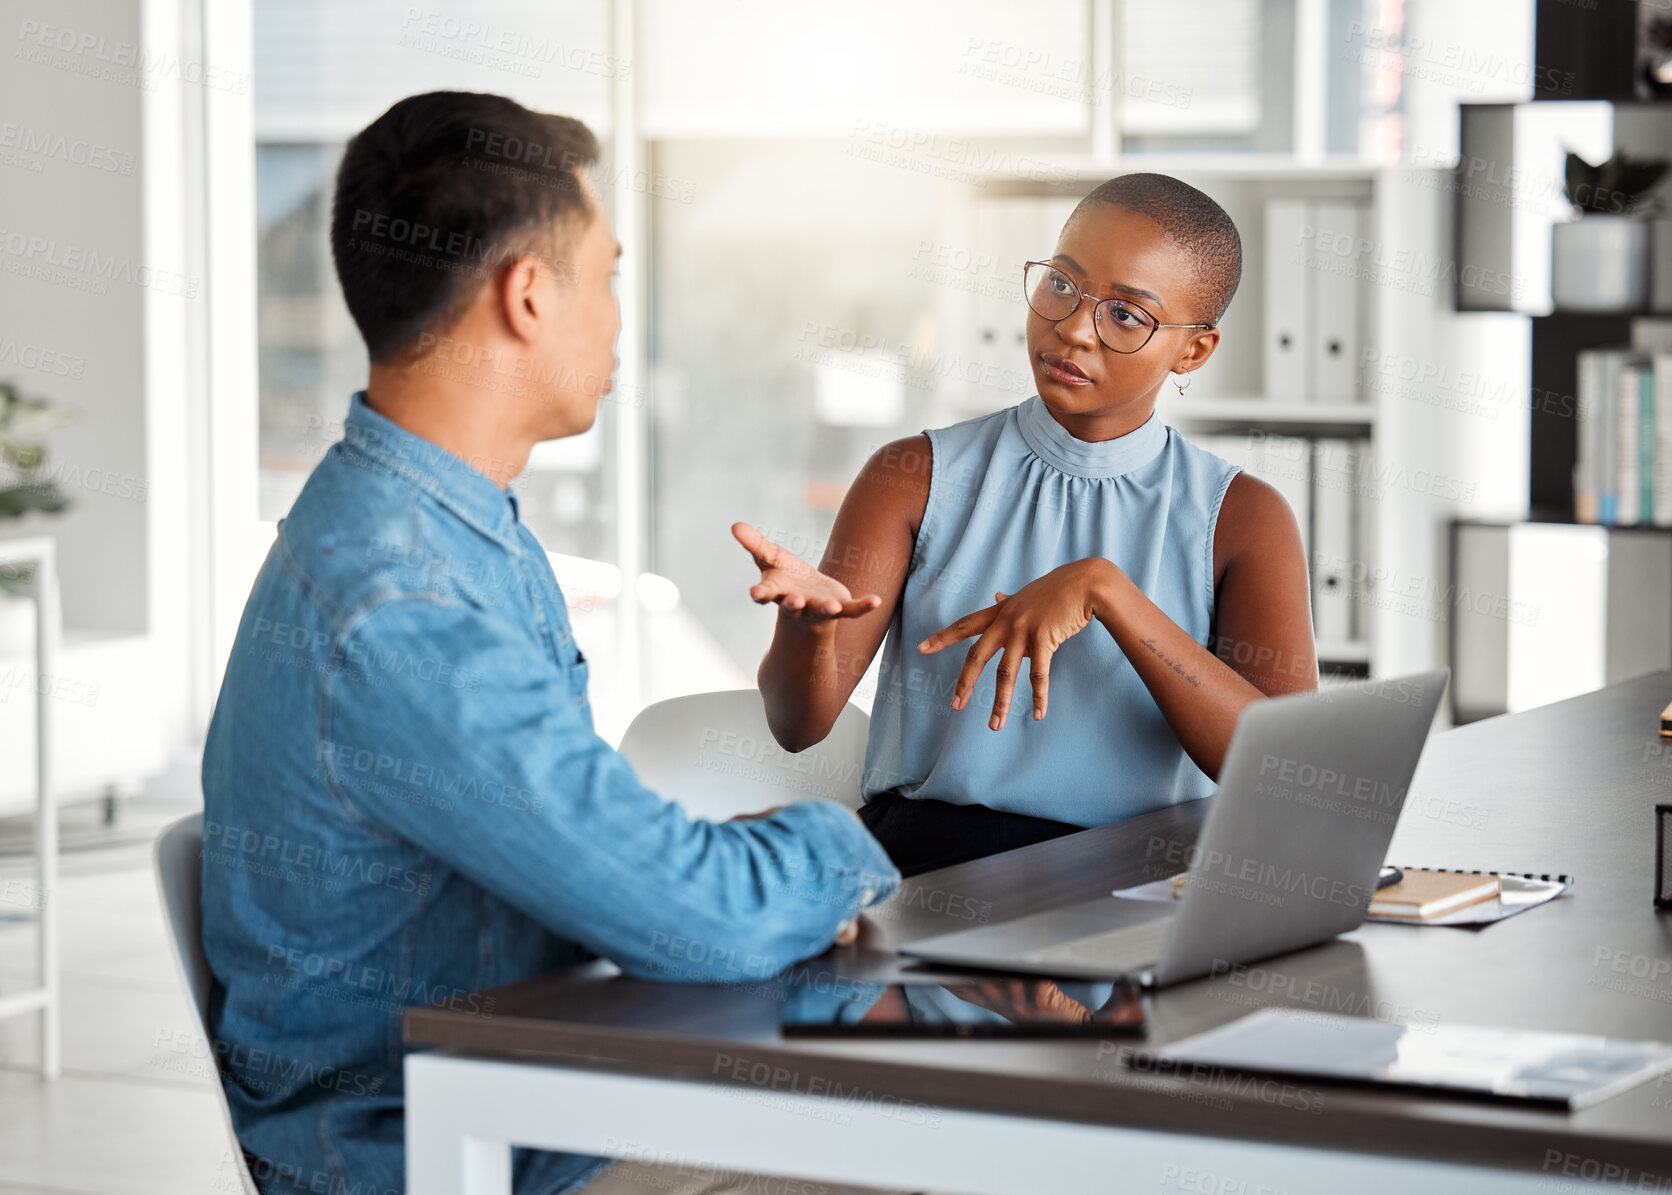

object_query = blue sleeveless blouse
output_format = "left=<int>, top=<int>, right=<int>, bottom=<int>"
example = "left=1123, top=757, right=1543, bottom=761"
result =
left=862, top=395, right=1241, bottom=827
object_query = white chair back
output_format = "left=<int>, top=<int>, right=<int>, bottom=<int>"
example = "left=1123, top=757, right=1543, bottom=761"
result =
left=153, top=813, right=260, bottom=1195
left=618, top=690, right=870, bottom=821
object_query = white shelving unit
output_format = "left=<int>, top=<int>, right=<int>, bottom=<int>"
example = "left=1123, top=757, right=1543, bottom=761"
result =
left=1167, top=397, right=1379, bottom=432
left=0, top=536, right=60, bottom=1078
left=1159, top=166, right=1385, bottom=675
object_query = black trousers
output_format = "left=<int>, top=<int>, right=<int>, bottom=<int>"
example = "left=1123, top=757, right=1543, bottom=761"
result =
left=857, top=790, right=1084, bottom=878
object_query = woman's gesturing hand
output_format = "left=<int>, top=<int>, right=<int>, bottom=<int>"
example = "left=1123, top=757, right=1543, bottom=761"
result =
left=732, top=522, right=883, bottom=621
left=942, top=979, right=1091, bottom=1024
left=917, top=558, right=1115, bottom=731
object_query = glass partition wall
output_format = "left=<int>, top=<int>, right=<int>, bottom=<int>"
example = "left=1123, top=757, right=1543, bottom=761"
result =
left=253, top=0, right=616, bottom=552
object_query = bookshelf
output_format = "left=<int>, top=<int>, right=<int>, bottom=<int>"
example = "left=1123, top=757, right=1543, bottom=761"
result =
left=1455, top=2, right=1672, bottom=522
left=1439, top=0, right=1672, bottom=721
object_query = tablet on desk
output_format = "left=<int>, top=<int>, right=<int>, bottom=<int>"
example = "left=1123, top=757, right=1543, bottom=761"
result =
left=781, top=975, right=1147, bottom=1038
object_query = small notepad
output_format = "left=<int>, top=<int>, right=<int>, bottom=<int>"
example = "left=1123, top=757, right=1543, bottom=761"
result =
left=1368, top=871, right=1500, bottom=919
left=1371, top=868, right=1572, bottom=927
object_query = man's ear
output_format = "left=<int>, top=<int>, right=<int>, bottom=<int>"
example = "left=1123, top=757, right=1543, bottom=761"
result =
left=498, top=254, right=543, bottom=345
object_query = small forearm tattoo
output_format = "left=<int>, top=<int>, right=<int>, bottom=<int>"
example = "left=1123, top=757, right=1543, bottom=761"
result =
left=1138, top=636, right=1202, bottom=688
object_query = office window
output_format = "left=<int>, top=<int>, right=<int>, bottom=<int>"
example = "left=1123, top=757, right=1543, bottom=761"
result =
left=1107, top=0, right=1411, bottom=160
left=252, top=0, right=614, bottom=562
left=647, top=140, right=977, bottom=673
left=1114, top=0, right=1297, bottom=154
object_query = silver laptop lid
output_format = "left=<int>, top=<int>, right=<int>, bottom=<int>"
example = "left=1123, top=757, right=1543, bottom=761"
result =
left=1151, top=669, right=1448, bottom=986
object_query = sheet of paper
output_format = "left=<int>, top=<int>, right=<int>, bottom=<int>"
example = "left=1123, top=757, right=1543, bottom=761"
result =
left=1113, top=872, right=1573, bottom=927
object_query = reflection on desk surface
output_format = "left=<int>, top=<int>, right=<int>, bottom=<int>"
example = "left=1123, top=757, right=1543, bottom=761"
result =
left=781, top=972, right=1147, bottom=1037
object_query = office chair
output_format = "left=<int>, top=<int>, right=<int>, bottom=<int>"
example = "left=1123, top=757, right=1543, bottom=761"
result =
left=618, top=689, right=870, bottom=821
left=153, top=813, right=260, bottom=1195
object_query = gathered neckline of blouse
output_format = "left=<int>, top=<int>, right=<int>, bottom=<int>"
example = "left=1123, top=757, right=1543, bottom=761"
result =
left=1014, top=395, right=1168, bottom=479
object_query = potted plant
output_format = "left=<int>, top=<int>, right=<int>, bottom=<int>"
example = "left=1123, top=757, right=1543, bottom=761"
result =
left=0, top=379, right=72, bottom=653
left=1552, top=149, right=1669, bottom=312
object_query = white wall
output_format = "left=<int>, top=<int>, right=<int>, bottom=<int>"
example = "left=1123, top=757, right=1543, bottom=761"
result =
left=1401, top=0, right=1538, bottom=160
left=253, top=0, right=614, bottom=140
left=0, top=0, right=205, bottom=766
left=638, top=0, right=1091, bottom=138
left=0, top=0, right=153, bottom=635
left=1368, top=0, right=1540, bottom=681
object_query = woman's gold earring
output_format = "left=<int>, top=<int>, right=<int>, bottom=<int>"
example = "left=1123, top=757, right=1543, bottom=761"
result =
left=1176, top=372, right=1192, bottom=397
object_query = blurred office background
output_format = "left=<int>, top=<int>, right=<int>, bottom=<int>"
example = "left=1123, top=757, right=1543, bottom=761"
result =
left=8, top=0, right=1637, bottom=775
left=246, top=0, right=1541, bottom=746
left=6, top=0, right=1672, bottom=1186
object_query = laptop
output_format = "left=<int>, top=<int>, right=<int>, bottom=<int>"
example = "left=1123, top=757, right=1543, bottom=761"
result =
left=899, top=669, right=1449, bottom=988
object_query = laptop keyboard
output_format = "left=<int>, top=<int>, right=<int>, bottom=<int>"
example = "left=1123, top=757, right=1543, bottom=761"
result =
left=1020, top=916, right=1173, bottom=970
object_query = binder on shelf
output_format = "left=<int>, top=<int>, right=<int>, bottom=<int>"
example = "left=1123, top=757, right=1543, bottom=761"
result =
left=1639, top=362, right=1656, bottom=524
left=1262, top=198, right=1311, bottom=402
left=1310, top=201, right=1363, bottom=404
left=1618, top=358, right=1642, bottom=526
left=1574, top=351, right=1598, bottom=522
left=1655, top=354, right=1672, bottom=525
left=972, top=196, right=1039, bottom=362
left=1351, top=425, right=1377, bottom=648
left=1311, top=438, right=1358, bottom=643
left=1193, top=433, right=1311, bottom=560
left=1575, top=348, right=1629, bottom=524
left=1599, top=351, right=1621, bottom=524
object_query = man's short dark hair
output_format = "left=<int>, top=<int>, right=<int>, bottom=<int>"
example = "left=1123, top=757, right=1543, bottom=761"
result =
left=330, top=91, right=601, bottom=362
left=1068, top=173, right=1243, bottom=326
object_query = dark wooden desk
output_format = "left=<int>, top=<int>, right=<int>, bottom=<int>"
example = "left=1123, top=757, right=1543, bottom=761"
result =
left=406, top=672, right=1672, bottom=1195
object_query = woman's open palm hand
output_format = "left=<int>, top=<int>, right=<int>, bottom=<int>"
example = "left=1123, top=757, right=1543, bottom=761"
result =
left=732, top=522, right=882, bottom=621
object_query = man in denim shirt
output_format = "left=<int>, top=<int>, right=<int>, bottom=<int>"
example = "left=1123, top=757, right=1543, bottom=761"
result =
left=201, top=92, right=901, bottom=1195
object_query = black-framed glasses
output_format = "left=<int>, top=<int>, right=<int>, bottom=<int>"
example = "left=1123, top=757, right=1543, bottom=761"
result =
left=1022, top=261, right=1213, bottom=354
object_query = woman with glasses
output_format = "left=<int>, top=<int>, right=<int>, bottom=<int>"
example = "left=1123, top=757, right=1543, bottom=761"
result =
left=735, top=173, right=1318, bottom=878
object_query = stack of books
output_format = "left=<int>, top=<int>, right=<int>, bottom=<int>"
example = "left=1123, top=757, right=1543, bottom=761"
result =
left=1574, top=348, right=1672, bottom=525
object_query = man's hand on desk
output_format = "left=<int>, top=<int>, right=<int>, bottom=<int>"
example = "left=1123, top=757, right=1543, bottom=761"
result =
left=724, top=806, right=868, bottom=947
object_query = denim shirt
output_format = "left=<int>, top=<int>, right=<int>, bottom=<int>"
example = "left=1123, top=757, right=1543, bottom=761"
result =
left=200, top=392, right=899, bottom=1195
